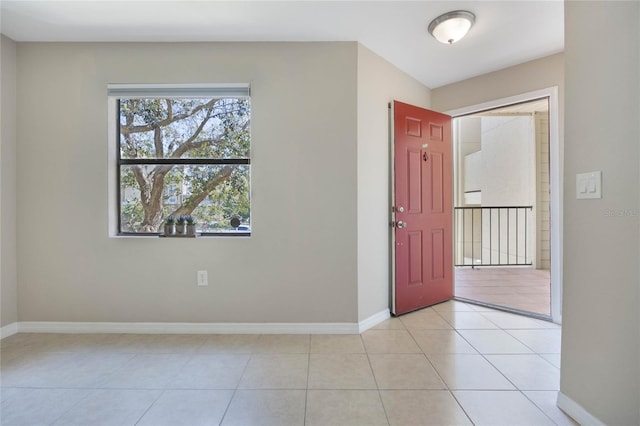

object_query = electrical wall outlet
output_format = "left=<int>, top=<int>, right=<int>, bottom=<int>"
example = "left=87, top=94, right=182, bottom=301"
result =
left=197, top=270, right=208, bottom=286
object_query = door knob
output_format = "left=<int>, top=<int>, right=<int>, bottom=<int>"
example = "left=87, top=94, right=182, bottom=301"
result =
left=396, top=221, right=407, bottom=229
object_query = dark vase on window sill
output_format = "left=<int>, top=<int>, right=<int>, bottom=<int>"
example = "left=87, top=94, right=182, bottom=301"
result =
left=187, top=224, right=197, bottom=236
left=164, top=223, right=175, bottom=236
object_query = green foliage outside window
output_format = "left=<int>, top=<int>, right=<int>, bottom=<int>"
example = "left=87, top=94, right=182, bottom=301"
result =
left=118, top=97, right=251, bottom=234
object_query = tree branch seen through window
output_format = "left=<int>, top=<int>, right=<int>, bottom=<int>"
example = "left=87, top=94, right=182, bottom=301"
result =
left=118, top=97, right=251, bottom=235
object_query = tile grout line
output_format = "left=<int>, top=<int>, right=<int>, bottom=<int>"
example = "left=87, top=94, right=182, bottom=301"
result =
left=33, top=386, right=95, bottom=426
left=520, top=389, right=567, bottom=426
left=303, top=334, right=310, bottom=426
left=133, top=388, right=167, bottom=426
left=448, top=389, right=477, bottom=425
left=364, top=347, right=391, bottom=426
left=402, top=314, right=478, bottom=424
left=504, top=329, right=542, bottom=354
left=217, top=341, right=254, bottom=426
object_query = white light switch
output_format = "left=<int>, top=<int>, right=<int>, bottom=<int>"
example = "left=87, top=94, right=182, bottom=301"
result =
left=578, top=180, right=587, bottom=194
left=576, top=171, right=602, bottom=199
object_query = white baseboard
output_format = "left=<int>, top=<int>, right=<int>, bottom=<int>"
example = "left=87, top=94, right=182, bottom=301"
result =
left=5, top=311, right=390, bottom=337
left=0, top=322, right=18, bottom=339
left=557, top=391, right=605, bottom=426
left=358, top=309, right=391, bottom=333
left=17, top=321, right=361, bottom=335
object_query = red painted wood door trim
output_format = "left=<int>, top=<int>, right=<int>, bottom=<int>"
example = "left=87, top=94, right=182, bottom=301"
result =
left=392, top=101, right=453, bottom=315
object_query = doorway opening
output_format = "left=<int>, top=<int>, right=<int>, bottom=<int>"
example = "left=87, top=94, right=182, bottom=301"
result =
left=452, top=97, right=552, bottom=319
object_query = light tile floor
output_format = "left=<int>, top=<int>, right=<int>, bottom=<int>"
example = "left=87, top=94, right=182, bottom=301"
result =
left=455, top=267, right=552, bottom=316
left=0, top=301, right=576, bottom=426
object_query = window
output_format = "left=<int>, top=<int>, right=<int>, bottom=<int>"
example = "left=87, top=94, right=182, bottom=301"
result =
left=112, top=84, right=251, bottom=236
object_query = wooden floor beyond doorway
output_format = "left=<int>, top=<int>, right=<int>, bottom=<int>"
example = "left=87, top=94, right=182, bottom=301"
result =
left=454, top=267, right=551, bottom=317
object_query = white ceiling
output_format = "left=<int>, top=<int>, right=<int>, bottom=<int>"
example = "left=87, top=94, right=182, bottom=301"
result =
left=0, top=1, right=564, bottom=88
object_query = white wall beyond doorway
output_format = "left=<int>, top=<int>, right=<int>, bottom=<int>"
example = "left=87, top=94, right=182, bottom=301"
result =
left=455, top=112, right=540, bottom=268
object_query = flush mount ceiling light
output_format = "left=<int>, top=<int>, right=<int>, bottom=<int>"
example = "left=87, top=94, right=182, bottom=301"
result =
left=428, top=10, right=476, bottom=45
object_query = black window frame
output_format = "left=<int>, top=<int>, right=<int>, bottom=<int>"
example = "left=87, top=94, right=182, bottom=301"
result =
left=115, top=97, right=251, bottom=237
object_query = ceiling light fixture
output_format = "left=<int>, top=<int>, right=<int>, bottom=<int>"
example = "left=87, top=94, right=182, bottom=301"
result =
left=428, top=10, right=476, bottom=45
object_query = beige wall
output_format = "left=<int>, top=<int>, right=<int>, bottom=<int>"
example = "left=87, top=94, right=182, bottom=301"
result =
left=561, top=2, right=640, bottom=424
left=432, top=53, right=564, bottom=142
left=355, top=45, right=430, bottom=321
left=1, top=35, right=18, bottom=329
left=16, top=42, right=359, bottom=323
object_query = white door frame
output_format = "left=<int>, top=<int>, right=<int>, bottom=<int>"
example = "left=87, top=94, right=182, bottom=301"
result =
left=445, top=87, right=563, bottom=324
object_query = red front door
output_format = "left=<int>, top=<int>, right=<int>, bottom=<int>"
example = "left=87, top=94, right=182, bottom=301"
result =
left=392, top=101, right=453, bottom=315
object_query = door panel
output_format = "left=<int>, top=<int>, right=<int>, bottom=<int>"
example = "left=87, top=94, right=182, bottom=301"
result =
left=430, top=152, right=444, bottom=213
left=407, top=149, right=423, bottom=213
left=431, top=229, right=445, bottom=280
left=408, top=230, right=423, bottom=285
left=392, top=101, right=453, bottom=315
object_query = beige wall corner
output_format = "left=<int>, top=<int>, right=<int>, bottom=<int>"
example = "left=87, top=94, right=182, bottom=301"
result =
left=561, top=2, right=640, bottom=425
left=356, top=44, right=430, bottom=321
left=16, top=42, right=359, bottom=324
left=1, top=34, right=18, bottom=330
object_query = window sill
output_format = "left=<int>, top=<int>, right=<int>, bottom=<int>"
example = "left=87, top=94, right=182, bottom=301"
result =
left=112, top=233, right=251, bottom=238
